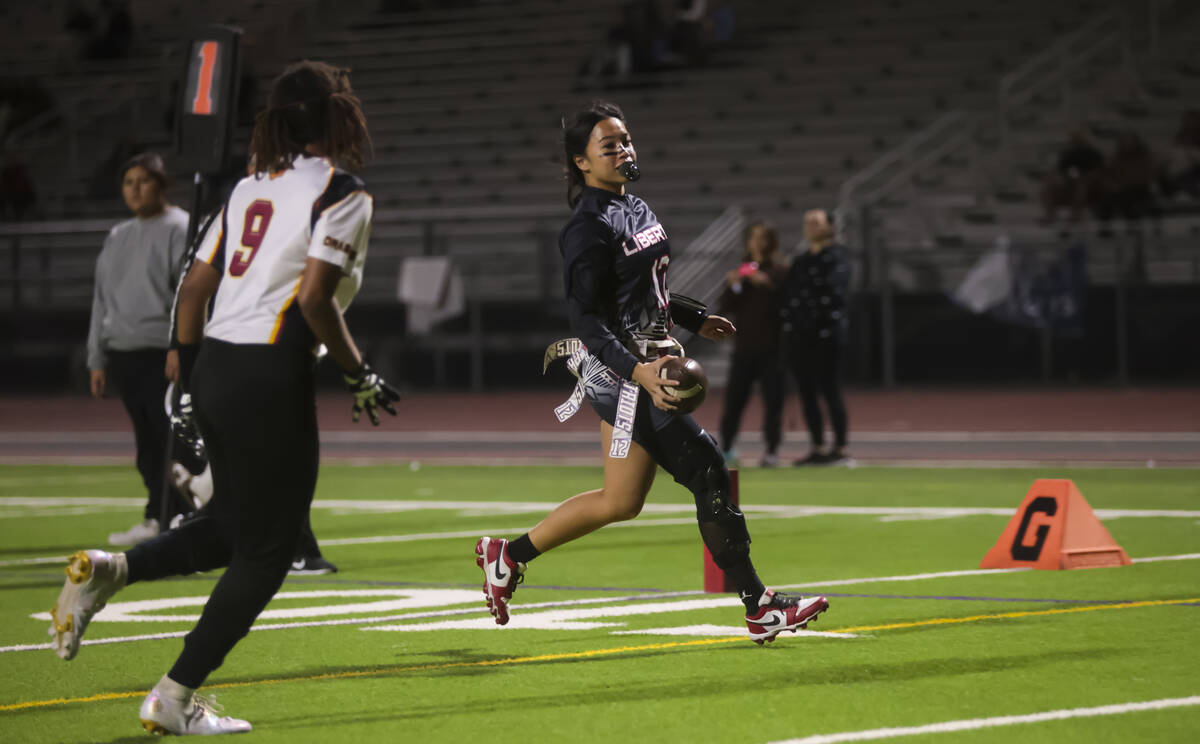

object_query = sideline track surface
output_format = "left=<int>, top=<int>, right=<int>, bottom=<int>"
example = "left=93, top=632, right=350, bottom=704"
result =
left=1, top=430, right=1198, bottom=466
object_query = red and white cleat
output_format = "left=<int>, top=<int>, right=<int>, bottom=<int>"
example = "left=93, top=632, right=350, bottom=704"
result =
left=475, top=537, right=525, bottom=625
left=745, top=590, right=829, bottom=645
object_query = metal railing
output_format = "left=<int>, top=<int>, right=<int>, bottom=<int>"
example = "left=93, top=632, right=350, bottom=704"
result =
left=996, top=9, right=1129, bottom=158
left=830, top=2, right=1190, bottom=386
left=669, top=205, right=746, bottom=308
left=836, top=110, right=980, bottom=259
left=0, top=220, right=113, bottom=309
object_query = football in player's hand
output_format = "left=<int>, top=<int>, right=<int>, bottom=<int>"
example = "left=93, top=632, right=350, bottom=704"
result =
left=659, top=357, right=708, bottom=414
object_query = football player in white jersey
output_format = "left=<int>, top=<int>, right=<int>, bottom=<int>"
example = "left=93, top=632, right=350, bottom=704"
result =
left=47, top=61, right=398, bottom=736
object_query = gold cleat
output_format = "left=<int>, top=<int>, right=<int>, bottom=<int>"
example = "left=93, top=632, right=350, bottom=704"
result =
left=53, top=610, right=74, bottom=634
left=142, top=719, right=169, bottom=735
left=65, top=551, right=92, bottom=584
left=48, top=549, right=126, bottom=660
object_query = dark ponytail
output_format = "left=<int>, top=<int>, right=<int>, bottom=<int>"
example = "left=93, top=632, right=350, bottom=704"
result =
left=249, top=60, right=372, bottom=175
left=561, top=99, right=627, bottom=208
left=743, top=220, right=780, bottom=264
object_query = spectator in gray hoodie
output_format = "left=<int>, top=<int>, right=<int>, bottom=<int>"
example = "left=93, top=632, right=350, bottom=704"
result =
left=87, top=152, right=189, bottom=545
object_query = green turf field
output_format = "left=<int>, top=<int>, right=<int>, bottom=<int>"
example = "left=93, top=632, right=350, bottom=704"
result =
left=1, top=464, right=1197, bottom=743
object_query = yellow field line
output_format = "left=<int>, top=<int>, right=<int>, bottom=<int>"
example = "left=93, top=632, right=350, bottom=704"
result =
left=0, top=638, right=741, bottom=713
left=4, top=597, right=1196, bottom=714
left=835, top=596, right=1200, bottom=633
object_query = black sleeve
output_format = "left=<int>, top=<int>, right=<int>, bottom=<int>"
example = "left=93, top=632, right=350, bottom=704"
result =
left=562, top=218, right=641, bottom=380
left=828, top=247, right=851, bottom=305
left=668, top=292, right=707, bottom=334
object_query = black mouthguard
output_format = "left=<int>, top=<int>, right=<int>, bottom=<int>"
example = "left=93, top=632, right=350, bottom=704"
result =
left=618, top=160, right=641, bottom=182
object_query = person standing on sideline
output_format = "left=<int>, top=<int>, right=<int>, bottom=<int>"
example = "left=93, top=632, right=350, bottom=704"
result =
left=717, top=221, right=788, bottom=467
left=49, top=61, right=398, bottom=735
left=476, top=101, right=828, bottom=643
left=782, top=208, right=851, bottom=465
left=87, top=152, right=189, bottom=544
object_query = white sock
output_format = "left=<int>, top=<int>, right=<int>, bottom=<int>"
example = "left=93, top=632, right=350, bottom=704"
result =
left=110, top=552, right=129, bottom=587
left=155, top=674, right=194, bottom=703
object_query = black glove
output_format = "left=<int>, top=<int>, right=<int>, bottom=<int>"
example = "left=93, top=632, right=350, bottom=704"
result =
left=343, top=362, right=400, bottom=425
left=170, top=391, right=206, bottom=459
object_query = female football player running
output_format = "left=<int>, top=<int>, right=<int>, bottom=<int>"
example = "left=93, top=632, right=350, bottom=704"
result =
left=476, top=100, right=828, bottom=642
left=48, top=60, right=398, bottom=736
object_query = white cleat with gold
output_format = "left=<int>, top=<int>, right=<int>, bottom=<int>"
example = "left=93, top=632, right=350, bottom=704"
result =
left=48, top=549, right=127, bottom=660
left=139, top=685, right=252, bottom=736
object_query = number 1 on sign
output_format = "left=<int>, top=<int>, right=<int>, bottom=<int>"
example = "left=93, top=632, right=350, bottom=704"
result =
left=191, top=41, right=218, bottom=115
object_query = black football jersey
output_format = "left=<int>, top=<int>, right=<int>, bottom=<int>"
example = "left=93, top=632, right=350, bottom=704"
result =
left=560, top=186, right=673, bottom=380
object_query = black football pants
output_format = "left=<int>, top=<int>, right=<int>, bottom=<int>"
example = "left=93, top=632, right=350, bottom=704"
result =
left=106, top=349, right=176, bottom=522
left=789, top=335, right=848, bottom=449
left=718, top=349, right=784, bottom=455
left=148, top=340, right=318, bottom=689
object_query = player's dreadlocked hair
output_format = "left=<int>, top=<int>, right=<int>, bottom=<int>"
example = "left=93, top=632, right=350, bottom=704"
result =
left=562, top=99, right=627, bottom=208
left=249, top=60, right=371, bottom=175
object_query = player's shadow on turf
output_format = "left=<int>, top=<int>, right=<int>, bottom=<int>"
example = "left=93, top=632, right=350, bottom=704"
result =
left=268, top=646, right=1130, bottom=729
left=0, top=579, right=71, bottom=591
left=0, top=545, right=77, bottom=556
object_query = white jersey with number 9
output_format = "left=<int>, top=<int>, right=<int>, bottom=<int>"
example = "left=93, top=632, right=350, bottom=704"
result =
left=196, top=154, right=372, bottom=350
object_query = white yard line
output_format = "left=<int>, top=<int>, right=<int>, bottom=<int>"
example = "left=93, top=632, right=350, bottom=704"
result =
left=4, top=496, right=1198, bottom=519
left=767, top=696, right=1200, bottom=744
left=1133, top=553, right=1200, bottom=563
left=6, top=552, right=1199, bottom=655
left=0, top=556, right=68, bottom=567
left=2, top=498, right=1197, bottom=561
left=319, top=519, right=701, bottom=547
left=0, top=497, right=143, bottom=507
left=0, top=473, right=133, bottom=487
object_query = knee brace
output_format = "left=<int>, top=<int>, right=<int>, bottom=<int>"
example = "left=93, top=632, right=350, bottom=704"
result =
left=674, top=432, right=751, bottom=568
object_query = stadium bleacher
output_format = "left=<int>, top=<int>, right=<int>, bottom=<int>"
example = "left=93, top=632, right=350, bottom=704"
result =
left=2, top=0, right=1198, bottom=387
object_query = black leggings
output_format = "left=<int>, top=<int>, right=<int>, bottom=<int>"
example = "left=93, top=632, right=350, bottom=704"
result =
left=718, top=349, right=784, bottom=454
left=126, top=512, right=326, bottom=585
left=149, top=340, right=318, bottom=689
left=592, top=391, right=762, bottom=598
left=789, top=335, right=848, bottom=449
left=106, top=349, right=178, bottom=521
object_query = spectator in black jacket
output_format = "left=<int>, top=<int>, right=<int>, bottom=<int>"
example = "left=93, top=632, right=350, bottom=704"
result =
left=781, top=209, right=851, bottom=465
left=1161, top=111, right=1200, bottom=200
left=1096, top=131, right=1158, bottom=224
left=1040, top=130, right=1104, bottom=225
left=717, top=221, right=787, bottom=467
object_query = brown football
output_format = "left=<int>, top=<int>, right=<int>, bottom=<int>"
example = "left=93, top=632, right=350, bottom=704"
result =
left=659, top=357, right=708, bottom=414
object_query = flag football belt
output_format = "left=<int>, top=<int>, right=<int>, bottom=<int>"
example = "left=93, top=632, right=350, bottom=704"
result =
left=542, top=336, right=684, bottom=460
